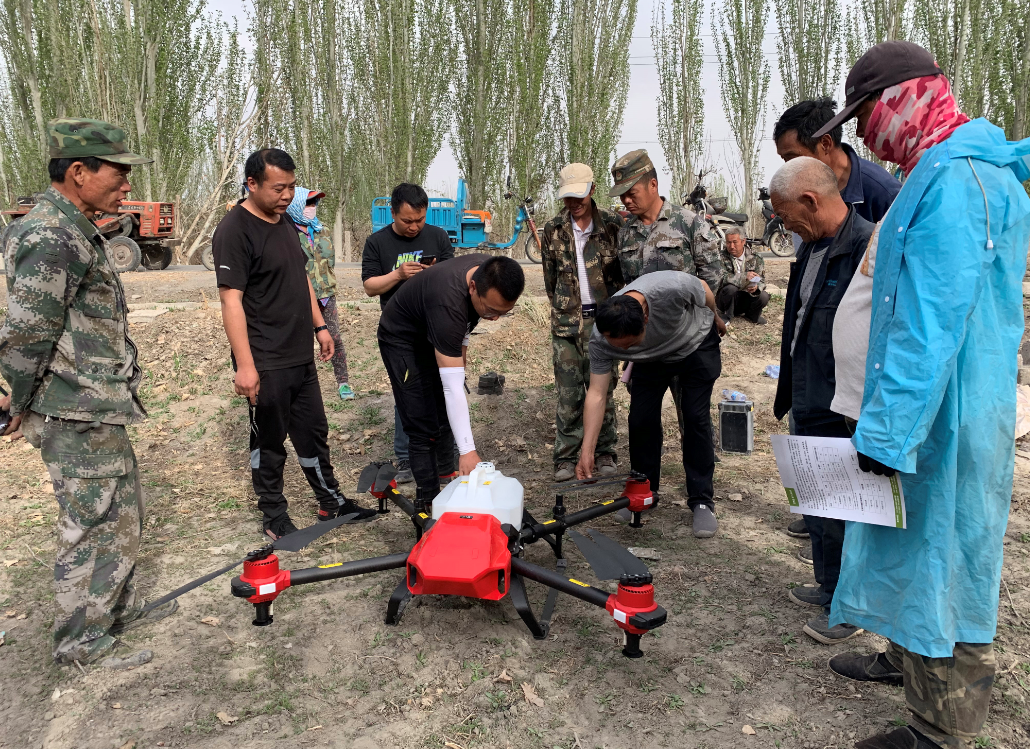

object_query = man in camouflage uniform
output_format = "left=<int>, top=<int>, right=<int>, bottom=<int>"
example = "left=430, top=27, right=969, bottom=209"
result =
left=609, top=150, right=727, bottom=536
left=541, top=164, right=624, bottom=481
left=612, top=150, right=725, bottom=290
left=0, top=118, right=177, bottom=666
left=715, top=226, right=769, bottom=325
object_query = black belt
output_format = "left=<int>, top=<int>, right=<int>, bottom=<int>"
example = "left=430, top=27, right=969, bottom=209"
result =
left=581, top=304, right=597, bottom=319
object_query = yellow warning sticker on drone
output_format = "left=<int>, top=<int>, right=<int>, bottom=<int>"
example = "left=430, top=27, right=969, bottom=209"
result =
left=568, top=579, right=590, bottom=587
left=542, top=519, right=556, bottom=525
left=601, top=500, right=614, bottom=506
left=318, top=563, right=343, bottom=569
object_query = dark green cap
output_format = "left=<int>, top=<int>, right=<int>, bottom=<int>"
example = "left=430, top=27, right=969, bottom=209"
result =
left=609, top=149, right=655, bottom=197
left=48, top=118, right=153, bottom=165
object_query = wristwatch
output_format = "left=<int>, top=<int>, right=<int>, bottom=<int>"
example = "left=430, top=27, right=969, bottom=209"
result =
left=314, top=325, right=328, bottom=333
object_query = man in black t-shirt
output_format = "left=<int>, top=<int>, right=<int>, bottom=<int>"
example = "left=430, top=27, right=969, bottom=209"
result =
left=362, top=183, right=454, bottom=483
left=214, top=148, right=376, bottom=540
left=378, top=254, right=525, bottom=501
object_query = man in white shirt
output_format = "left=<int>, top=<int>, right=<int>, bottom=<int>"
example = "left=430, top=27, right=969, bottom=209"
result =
left=540, top=163, right=626, bottom=481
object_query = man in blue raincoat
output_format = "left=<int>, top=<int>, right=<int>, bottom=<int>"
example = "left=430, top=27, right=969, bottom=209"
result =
left=813, top=41, right=1030, bottom=749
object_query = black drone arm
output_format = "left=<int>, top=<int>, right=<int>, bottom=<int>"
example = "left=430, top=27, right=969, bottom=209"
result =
left=520, top=496, right=630, bottom=544
left=510, top=557, right=611, bottom=608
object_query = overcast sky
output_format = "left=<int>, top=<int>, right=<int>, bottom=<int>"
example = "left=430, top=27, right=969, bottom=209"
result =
left=209, top=0, right=848, bottom=209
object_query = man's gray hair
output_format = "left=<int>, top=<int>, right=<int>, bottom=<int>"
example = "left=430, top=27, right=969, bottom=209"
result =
left=769, top=156, right=838, bottom=202
left=723, top=225, right=745, bottom=238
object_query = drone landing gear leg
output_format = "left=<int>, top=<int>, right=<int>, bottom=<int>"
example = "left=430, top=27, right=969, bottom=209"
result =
left=539, top=558, right=565, bottom=631
left=508, top=572, right=548, bottom=640
left=385, top=576, right=413, bottom=626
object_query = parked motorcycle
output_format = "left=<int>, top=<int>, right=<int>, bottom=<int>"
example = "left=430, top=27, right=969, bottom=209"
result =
left=684, top=172, right=750, bottom=249
left=758, top=186, right=795, bottom=257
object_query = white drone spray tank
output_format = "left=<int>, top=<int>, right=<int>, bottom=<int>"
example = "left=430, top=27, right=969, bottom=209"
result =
left=431, top=462, right=524, bottom=528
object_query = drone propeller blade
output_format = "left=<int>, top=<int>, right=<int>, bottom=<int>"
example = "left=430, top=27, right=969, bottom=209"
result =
left=372, top=463, right=398, bottom=493
left=141, top=556, right=249, bottom=613
left=272, top=512, right=359, bottom=553
left=581, top=528, right=650, bottom=577
left=356, top=463, right=380, bottom=493
left=567, top=529, right=626, bottom=581
left=140, top=514, right=359, bottom=612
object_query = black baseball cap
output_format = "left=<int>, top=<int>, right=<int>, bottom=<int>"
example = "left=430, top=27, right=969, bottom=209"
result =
left=814, top=41, right=942, bottom=138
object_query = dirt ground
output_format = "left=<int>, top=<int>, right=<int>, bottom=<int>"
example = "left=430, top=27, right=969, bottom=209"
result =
left=2, top=262, right=1030, bottom=749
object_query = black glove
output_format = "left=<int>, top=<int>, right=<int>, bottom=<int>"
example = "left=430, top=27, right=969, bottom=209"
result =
left=857, top=451, right=895, bottom=477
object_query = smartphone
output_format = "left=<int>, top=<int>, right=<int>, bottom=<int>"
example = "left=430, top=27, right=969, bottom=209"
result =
left=420, top=256, right=438, bottom=268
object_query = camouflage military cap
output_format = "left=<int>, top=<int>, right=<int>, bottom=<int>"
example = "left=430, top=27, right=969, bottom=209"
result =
left=48, top=119, right=153, bottom=165
left=609, top=149, right=655, bottom=197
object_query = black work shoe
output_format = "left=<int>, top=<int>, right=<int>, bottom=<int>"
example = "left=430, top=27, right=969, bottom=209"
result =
left=787, top=518, right=809, bottom=538
left=829, top=651, right=904, bottom=687
left=394, top=459, right=414, bottom=484
left=333, top=500, right=379, bottom=525
left=803, top=612, right=863, bottom=644
left=788, top=585, right=823, bottom=607
left=748, top=315, right=768, bottom=325
left=109, top=599, right=179, bottom=635
left=265, top=513, right=299, bottom=541
left=797, top=543, right=814, bottom=564
left=855, top=727, right=942, bottom=749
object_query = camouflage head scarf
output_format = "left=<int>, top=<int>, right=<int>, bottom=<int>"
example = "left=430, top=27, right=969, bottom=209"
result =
left=863, top=75, right=970, bottom=176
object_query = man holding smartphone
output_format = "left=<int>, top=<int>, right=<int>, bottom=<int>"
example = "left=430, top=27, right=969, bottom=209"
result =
left=362, top=183, right=454, bottom=483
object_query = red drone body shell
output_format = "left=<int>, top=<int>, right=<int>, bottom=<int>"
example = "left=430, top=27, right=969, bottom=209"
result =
left=406, top=512, right=512, bottom=600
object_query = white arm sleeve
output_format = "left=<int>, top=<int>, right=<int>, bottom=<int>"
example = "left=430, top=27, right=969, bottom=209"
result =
left=439, top=366, right=476, bottom=455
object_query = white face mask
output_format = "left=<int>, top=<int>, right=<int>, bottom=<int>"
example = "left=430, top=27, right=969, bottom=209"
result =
left=303, top=204, right=317, bottom=220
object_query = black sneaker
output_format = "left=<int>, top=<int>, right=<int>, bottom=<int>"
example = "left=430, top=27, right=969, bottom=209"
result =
left=829, top=651, right=904, bottom=687
left=332, top=500, right=378, bottom=523
left=797, top=543, right=814, bottom=564
left=786, top=518, right=809, bottom=538
left=395, top=460, right=414, bottom=484
left=265, top=513, right=299, bottom=541
left=803, top=612, right=863, bottom=644
left=788, top=585, right=823, bottom=607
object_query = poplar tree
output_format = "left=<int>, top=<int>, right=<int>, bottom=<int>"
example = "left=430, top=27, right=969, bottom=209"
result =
left=556, top=0, right=637, bottom=192
left=773, top=0, right=842, bottom=107
left=450, top=0, right=512, bottom=209
left=652, top=0, right=705, bottom=202
left=714, top=0, right=770, bottom=223
left=992, top=0, right=1030, bottom=139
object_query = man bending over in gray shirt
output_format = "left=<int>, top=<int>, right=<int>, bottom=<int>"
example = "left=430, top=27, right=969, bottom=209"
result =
left=576, top=271, right=726, bottom=538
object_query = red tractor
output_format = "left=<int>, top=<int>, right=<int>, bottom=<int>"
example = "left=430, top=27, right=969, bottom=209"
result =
left=2, top=194, right=181, bottom=272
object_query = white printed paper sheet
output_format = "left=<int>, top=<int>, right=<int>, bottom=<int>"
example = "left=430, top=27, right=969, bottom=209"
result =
left=770, top=435, right=906, bottom=528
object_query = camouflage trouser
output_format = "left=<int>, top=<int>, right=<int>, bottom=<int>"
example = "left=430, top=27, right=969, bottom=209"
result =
left=552, top=320, right=618, bottom=465
left=883, top=640, right=996, bottom=748
left=23, top=412, right=143, bottom=663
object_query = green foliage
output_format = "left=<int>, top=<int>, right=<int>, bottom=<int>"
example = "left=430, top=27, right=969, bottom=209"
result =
left=773, top=0, right=843, bottom=106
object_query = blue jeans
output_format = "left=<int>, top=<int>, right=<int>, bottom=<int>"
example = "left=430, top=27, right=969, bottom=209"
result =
left=394, top=405, right=409, bottom=462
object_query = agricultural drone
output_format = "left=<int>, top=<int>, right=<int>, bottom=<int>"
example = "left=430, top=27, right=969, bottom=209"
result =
left=145, top=463, right=668, bottom=658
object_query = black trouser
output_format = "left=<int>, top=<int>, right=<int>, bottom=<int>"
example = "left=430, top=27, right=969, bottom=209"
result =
left=248, top=361, right=346, bottom=527
left=628, top=326, right=721, bottom=509
left=793, top=417, right=851, bottom=613
left=716, top=283, right=770, bottom=322
left=380, top=341, right=457, bottom=500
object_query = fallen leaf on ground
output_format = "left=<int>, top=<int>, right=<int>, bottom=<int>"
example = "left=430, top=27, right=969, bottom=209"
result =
left=201, top=617, right=220, bottom=626
left=16, top=613, right=27, bottom=620
left=111, top=702, right=123, bottom=709
left=742, top=724, right=757, bottom=735
left=119, top=741, right=137, bottom=749
left=216, top=711, right=237, bottom=725
left=444, top=743, right=465, bottom=749
left=3, top=560, right=18, bottom=567
left=307, top=725, right=323, bottom=731
left=521, top=682, right=544, bottom=707
left=494, top=669, right=513, bottom=683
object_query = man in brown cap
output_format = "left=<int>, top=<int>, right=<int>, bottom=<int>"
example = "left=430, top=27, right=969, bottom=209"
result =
left=0, top=118, right=178, bottom=668
left=541, top=163, right=624, bottom=481
left=609, top=149, right=726, bottom=538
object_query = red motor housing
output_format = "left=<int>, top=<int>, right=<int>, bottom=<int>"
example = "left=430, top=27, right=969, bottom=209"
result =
left=406, top=513, right=511, bottom=600
left=605, top=581, right=658, bottom=635
left=622, top=477, right=655, bottom=514
left=237, top=554, right=291, bottom=603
